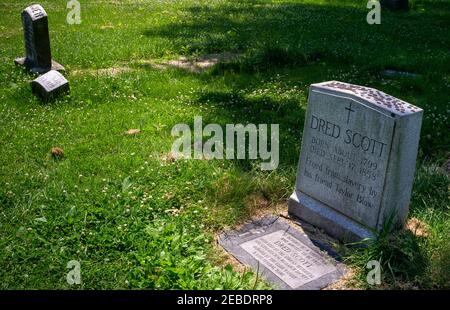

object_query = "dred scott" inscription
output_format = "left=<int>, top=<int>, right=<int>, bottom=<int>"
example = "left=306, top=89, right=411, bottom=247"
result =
left=297, top=94, right=395, bottom=228
left=309, top=114, right=387, bottom=158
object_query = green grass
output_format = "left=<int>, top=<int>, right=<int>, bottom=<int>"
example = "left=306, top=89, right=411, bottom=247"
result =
left=0, top=0, right=449, bottom=289
left=345, top=163, right=450, bottom=289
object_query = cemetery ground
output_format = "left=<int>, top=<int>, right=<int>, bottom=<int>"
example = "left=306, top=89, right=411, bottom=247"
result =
left=0, top=0, right=449, bottom=289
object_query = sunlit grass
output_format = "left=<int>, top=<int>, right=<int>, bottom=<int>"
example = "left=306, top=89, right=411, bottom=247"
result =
left=0, top=0, right=448, bottom=289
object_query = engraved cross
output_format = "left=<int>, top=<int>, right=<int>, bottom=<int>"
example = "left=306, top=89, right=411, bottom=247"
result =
left=345, top=102, right=355, bottom=124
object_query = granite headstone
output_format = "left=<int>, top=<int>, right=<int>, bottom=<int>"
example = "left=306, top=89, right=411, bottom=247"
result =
left=288, top=81, right=423, bottom=243
left=31, top=70, right=69, bottom=100
left=14, top=4, right=64, bottom=74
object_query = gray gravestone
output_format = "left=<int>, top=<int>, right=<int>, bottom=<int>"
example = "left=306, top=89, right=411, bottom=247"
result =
left=381, top=0, right=409, bottom=10
left=288, top=81, right=423, bottom=243
left=14, top=4, right=64, bottom=74
left=219, top=216, right=345, bottom=290
left=31, top=70, right=69, bottom=100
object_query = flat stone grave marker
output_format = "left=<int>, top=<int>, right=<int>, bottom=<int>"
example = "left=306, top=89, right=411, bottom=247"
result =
left=31, top=70, right=69, bottom=100
left=219, top=216, right=345, bottom=290
left=14, top=4, right=64, bottom=74
left=382, top=69, right=419, bottom=79
left=288, top=81, right=423, bottom=243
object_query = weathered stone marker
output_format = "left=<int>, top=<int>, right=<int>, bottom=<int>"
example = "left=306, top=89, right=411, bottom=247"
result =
left=219, top=217, right=345, bottom=290
left=14, top=4, right=64, bottom=74
left=31, top=70, right=69, bottom=100
left=381, top=0, right=409, bottom=10
left=289, top=81, right=423, bottom=243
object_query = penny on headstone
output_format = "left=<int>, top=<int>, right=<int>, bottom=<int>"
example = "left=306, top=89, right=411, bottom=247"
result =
left=288, top=81, right=423, bottom=243
left=380, top=0, right=409, bottom=10
left=14, top=4, right=64, bottom=74
left=31, top=70, right=69, bottom=100
left=219, top=216, right=346, bottom=290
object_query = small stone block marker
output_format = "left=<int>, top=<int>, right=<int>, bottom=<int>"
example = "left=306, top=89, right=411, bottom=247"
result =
left=219, top=217, right=345, bottom=290
left=31, top=70, right=69, bottom=100
left=288, top=81, right=423, bottom=243
left=14, top=4, right=64, bottom=74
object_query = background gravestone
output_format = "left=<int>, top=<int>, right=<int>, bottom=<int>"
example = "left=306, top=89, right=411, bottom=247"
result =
left=288, top=81, right=423, bottom=243
left=381, top=0, right=409, bottom=10
left=14, top=4, right=64, bottom=74
left=31, top=70, right=69, bottom=101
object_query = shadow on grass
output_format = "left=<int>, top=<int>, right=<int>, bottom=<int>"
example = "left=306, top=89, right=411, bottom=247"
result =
left=343, top=212, right=431, bottom=287
left=178, top=88, right=307, bottom=169
left=142, top=1, right=450, bottom=287
left=141, top=0, right=450, bottom=156
left=143, top=0, right=450, bottom=72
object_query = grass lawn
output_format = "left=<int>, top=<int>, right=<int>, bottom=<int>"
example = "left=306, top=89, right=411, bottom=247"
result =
left=0, top=0, right=449, bottom=289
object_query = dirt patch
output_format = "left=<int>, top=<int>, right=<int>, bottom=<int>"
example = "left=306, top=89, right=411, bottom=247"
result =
left=124, top=129, right=141, bottom=135
left=140, top=52, right=240, bottom=73
left=50, top=147, right=64, bottom=159
left=245, top=194, right=286, bottom=219
left=71, top=66, right=134, bottom=77
left=323, top=269, right=359, bottom=290
left=138, top=61, right=167, bottom=71
left=159, top=151, right=191, bottom=163
left=405, top=217, right=429, bottom=237
left=70, top=53, right=239, bottom=76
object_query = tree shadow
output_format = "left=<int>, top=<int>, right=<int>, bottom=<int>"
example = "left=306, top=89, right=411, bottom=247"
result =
left=140, top=1, right=449, bottom=248
left=143, top=0, right=450, bottom=72
left=375, top=229, right=429, bottom=285
left=179, top=87, right=307, bottom=169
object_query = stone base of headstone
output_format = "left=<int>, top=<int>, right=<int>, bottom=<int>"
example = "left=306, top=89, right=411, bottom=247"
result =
left=31, top=70, right=69, bottom=101
left=380, top=0, right=409, bottom=10
left=14, top=57, right=65, bottom=74
left=288, top=191, right=375, bottom=244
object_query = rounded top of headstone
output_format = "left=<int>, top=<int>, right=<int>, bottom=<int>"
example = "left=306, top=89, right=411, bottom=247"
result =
left=311, top=81, right=422, bottom=117
left=23, top=4, right=47, bottom=21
